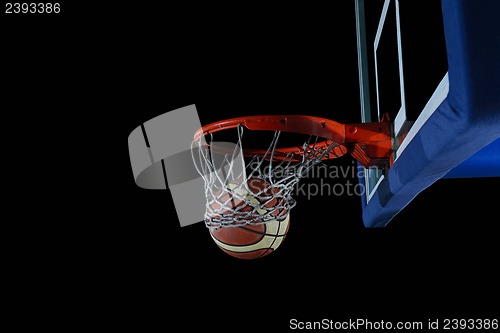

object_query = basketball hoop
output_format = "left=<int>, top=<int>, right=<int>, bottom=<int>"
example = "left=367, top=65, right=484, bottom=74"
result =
left=192, top=115, right=393, bottom=229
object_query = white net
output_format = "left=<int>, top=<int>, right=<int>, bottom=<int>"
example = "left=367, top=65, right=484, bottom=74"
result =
left=191, top=125, right=340, bottom=228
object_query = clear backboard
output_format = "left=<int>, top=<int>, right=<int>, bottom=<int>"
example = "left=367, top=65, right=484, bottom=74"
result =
left=355, top=0, right=500, bottom=227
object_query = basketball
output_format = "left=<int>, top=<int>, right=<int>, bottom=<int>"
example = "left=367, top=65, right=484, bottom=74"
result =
left=208, top=177, right=290, bottom=259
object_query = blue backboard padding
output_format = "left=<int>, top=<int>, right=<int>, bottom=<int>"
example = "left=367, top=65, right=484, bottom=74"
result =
left=443, top=138, right=500, bottom=178
left=362, top=0, right=500, bottom=227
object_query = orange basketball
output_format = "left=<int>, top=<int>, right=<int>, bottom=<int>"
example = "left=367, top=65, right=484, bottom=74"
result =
left=208, top=177, right=290, bottom=259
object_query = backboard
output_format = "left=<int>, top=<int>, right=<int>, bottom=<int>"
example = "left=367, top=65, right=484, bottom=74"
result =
left=355, top=0, right=500, bottom=227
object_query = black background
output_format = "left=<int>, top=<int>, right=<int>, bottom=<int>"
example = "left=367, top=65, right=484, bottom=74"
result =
left=3, top=1, right=498, bottom=331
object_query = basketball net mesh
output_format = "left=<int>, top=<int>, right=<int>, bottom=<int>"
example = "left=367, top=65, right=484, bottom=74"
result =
left=192, top=125, right=340, bottom=228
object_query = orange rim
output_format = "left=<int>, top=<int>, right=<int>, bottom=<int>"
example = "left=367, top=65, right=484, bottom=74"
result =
left=194, top=115, right=349, bottom=161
